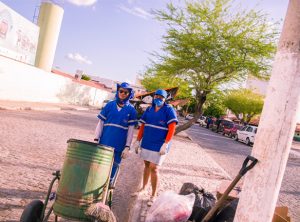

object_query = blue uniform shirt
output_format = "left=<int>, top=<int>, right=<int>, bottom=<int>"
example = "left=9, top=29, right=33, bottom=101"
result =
left=98, top=101, right=137, bottom=153
left=140, top=104, right=178, bottom=152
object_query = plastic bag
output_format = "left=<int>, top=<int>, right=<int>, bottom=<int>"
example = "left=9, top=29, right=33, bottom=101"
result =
left=179, top=183, right=216, bottom=222
left=145, top=191, right=195, bottom=222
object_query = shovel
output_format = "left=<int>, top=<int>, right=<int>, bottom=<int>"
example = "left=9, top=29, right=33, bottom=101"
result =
left=201, top=155, right=258, bottom=222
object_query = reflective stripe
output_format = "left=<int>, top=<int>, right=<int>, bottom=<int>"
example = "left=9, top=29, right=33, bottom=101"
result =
left=145, top=124, right=168, bottom=131
left=104, top=123, right=128, bottom=130
left=128, top=119, right=137, bottom=123
left=99, top=113, right=107, bottom=120
left=139, top=119, right=146, bottom=124
left=167, top=118, right=177, bottom=124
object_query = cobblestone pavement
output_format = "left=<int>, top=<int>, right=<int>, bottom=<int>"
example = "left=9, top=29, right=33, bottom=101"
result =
left=129, top=136, right=232, bottom=222
left=0, top=110, right=142, bottom=221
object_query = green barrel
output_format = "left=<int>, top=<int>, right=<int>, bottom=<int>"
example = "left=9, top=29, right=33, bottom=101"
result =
left=53, top=139, right=114, bottom=221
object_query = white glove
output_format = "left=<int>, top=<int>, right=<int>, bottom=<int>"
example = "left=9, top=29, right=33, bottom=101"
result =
left=133, top=140, right=141, bottom=154
left=159, top=143, right=169, bottom=155
left=121, top=147, right=130, bottom=159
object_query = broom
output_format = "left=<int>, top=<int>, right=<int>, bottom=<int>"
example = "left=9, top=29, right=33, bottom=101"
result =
left=85, top=201, right=116, bottom=222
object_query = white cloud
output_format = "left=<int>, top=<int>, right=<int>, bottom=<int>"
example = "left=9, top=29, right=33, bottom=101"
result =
left=66, top=53, right=92, bottom=65
left=127, top=0, right=136, bottom=4
left=118, top=5, right=152, bottom=20
left=67, top=0, right=97, bottom=6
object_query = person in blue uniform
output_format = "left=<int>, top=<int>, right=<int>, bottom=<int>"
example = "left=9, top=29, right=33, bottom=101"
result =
left=94, top=82, right=137, bottom=184
left=132, top=89, right=178, bottom=206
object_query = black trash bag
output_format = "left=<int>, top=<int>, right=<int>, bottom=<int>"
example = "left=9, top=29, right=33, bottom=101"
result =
left=179, top=182, right=216, bottom=222
left=214, top=198, right=239, bottom=222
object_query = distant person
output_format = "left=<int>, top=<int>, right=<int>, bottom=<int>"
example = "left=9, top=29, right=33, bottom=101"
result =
left=206, top=117, right=211, bottom=129
left=94, top=82, right=137, bottom=184
left=132, top=89, right=178, bottom=206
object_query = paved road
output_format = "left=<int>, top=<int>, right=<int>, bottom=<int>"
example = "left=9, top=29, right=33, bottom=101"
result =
left=187, top=124, right=300, bottom=221
left=0, top=110, right=140, bottom=221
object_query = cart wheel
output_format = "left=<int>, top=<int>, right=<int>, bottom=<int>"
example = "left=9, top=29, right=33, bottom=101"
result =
left=20, top=200, right=44, bottom=222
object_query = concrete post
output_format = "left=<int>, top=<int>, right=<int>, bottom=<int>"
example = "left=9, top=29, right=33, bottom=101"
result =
left=234, top=0, right=300, bottom=221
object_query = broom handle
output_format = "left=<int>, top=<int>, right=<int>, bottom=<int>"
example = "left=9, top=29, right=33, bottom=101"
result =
left=101, top=156, right=114, bottom=204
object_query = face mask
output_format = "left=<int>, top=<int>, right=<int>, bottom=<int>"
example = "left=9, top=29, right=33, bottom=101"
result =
left=153, top=98, right=164, bottom=107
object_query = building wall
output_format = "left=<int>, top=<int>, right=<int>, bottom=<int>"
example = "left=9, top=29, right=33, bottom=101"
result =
left=0, top=2, right=39, bottom=65
left=246, top=76, right=269, bottom=96
left=0, top=56, right=111, bottom=107
left=246, top=75, right=300, bottom=123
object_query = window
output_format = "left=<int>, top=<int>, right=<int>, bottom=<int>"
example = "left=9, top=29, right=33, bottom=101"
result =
left=246, top=127, right=253, bottom=132
left=241, top=126, right=247, bottom=131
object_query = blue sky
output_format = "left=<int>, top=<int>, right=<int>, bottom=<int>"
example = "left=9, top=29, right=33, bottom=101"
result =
left=1, top=0, right=289, bottom=83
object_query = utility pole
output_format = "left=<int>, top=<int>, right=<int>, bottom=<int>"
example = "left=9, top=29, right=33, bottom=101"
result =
left=234, top=0, right=300, bottom=221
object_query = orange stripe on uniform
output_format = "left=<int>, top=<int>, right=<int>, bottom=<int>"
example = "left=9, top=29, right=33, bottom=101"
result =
left=165, top=122, right=176, bottom=143
left=137, top=123, right=145, bottom=141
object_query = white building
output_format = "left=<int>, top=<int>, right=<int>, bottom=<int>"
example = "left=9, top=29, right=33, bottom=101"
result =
left=246, top=75, right=300, bottom=123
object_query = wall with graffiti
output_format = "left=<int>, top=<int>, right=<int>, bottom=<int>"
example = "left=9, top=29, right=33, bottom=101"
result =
left=0, top=2, right=39, bottom=65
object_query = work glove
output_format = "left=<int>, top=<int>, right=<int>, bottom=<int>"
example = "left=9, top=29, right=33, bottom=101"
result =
left=159, top=143, right=169, bottom=155
left=121, top=147, right=130, bottom=159
left=133, top=140, right=141, bottom=154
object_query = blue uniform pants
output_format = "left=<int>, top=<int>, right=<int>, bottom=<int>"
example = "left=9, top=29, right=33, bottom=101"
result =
left=110, top=151, right=122, bottom=185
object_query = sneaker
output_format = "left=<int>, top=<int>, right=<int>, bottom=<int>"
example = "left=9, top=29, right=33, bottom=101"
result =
left=131, top=188, right=146, bottom=197
left=147, top=196, right=156, bottom=207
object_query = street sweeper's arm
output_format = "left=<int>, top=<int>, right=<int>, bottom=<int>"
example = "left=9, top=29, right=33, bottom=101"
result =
left=121, top=125, right=135, bottom=158
left=94, top=119, right=104, bottom=141
left=126, top=125, right=134, bottom=147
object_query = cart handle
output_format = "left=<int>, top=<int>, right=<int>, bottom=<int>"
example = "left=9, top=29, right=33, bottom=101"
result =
left=239, top=155, right=258, bottom=176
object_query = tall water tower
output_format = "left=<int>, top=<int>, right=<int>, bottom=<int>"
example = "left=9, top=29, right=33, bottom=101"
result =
left=35, top=1, right=64, bottom=72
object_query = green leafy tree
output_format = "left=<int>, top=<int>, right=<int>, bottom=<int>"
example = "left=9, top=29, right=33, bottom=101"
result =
left=142, top=69, right=192, bottom=99
left=145, top=0, right=278, bottom=133
left=81, top=74, right=91, bottom=81
left=203, top=90, right=226, bottom=118
left=224, top=89, right=264, bottom=123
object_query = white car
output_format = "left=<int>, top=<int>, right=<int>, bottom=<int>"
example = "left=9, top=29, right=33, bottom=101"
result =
left=185, top=114, right=194, bottom=120
left=235, top=125, right=258, bottom=146
left=198, top=116, right=207, bottom=127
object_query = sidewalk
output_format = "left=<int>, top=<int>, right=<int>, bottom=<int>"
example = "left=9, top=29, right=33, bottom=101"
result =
left=292, top=141, right=300, bottom=150
left=128, top=132, right=232, bottom=222
left=0, top=100, right=99, bottom=111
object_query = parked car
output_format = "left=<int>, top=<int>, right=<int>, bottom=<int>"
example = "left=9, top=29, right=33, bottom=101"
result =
left=235, top=125, right=258, bottom=146
left=211, top=119, right=233, bottom=133
left=185, top=114, right=203, bottom=124
left=198, top=116, right=207, bottom=127
left=185, top=114, right=194, bottom=120
left=223, top=123, right=243, bottom=138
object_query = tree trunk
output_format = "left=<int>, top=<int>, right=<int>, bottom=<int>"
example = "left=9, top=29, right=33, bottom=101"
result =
left=175, top=94, right=206, bottom=134
left=175, top=113, right=201, bottom=134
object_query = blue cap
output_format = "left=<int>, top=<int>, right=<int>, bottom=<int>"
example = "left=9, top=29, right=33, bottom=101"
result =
left=155, top=89, right=168, bottom=98
left=118, top=82, right=132, bottom=90
left=116, top=82, right=134, bottom=102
